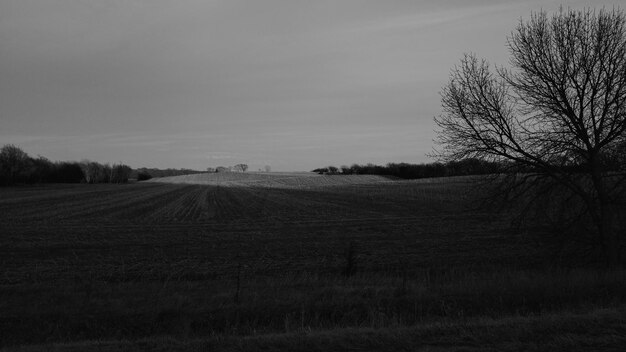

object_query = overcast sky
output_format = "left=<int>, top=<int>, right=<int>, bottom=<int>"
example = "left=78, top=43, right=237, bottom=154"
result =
left=1, top=0, right=622, bottom=171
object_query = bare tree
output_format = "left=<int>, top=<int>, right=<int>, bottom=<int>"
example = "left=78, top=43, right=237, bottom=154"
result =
left=0, top=144, right=30, bottom=185
left=434, top=8, right=626, bottom=265
left=111, top=164, right=132, bottom=183
left=233, top=164, right=248, bottom=172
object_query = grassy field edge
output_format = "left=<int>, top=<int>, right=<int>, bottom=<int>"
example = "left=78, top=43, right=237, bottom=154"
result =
left=5, top=306, right=626, bottom=352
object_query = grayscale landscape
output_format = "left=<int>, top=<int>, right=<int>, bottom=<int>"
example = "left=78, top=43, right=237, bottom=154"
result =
left=1, top=1, right=625, bottom=351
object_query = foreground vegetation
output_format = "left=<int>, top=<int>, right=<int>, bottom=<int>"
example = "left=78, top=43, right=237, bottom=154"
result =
left=1, top=174, right=624, bottom=350
left=8, top=306, right=626, bottom=352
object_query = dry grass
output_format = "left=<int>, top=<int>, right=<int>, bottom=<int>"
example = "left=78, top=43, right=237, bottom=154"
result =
left=146, top=171, right=398, bottom=188
left=5, top=306, right=626, bottom=352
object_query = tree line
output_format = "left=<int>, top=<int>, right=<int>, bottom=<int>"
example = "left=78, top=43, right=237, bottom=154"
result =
left=313, top=158, right=504, bottom=179
left=208, top=164, right=249, bottom=173
left=0, top=144, right=132, bottom=186
left=131, top=167, right=205, bottom=181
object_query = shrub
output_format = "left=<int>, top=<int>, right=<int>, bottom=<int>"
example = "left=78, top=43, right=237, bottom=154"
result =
left=137, top=172, right=152, bottom=181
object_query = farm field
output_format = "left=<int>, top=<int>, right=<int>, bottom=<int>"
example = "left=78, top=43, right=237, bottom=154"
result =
left=1, top=173, right=625, bottom=351
left=146, top=170, right=401, bottom=188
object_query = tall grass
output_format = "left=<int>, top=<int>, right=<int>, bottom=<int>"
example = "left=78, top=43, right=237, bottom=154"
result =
left=2, top=267, right=626, bottom=347
left=10, top=307, right=624, bottom=352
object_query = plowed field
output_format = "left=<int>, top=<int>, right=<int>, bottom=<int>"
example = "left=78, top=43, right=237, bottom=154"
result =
left=1, top=174, right=586, bottom=349
left=0, top=175, right=532, bottom=285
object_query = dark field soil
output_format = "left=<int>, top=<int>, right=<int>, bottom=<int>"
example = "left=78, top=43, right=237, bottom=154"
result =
left=1, top=175, right=624, bottom=351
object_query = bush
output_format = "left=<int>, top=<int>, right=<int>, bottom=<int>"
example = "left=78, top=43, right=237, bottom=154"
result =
left=137, top=172, right=152, bottom=181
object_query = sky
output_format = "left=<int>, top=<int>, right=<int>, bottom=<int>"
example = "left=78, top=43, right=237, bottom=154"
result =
left=1, top=0, right=623, bottom=171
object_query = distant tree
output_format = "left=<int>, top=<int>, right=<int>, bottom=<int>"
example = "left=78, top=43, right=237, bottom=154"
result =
left=54, top=162, right=84, bottom=183
left=81, top=161, right=94, bottom=183
left=312, top=166, right=341, bottom=175
left=216, top=166, right=229, bottom=173
left=136, top=172, right=152, bottom=181
left=207, top=167, right=215, bottom=173
left=81, top=161, right=104, bottom=184
left=0, top=144, right=30, bottom=185
left=234, top=164, right=248, bottom=172
left=312, top=167, right=328, bottom=175
left=131, top=167, right=205, bottom=179
left=27, top=156, right=55, bottom=183
left=81, top=161, right=123, bottom=183
left=264, top=165, right=271, bottom=172
left=434, top=8, right=626, bottom=265
left=110, top=164, right=132, bottom=183
left=314, top=161, right=504, bottom=179
left=0, top=145, right=137, bottom=185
